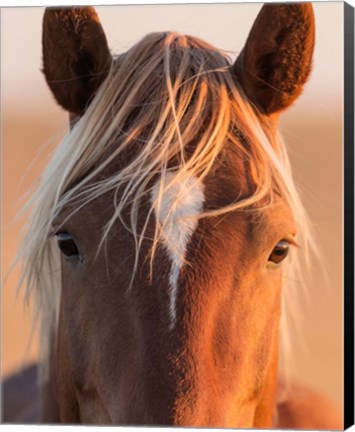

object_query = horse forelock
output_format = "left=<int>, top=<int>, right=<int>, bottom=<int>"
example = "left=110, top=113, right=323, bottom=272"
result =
left=18, top=31, right=315, bottom=386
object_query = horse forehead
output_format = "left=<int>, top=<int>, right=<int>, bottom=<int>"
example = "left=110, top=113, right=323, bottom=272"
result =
left=151, top=172, right=205, bottom=257
left=151, top=172, right=205, bottom=325
left=151, top=173, right=204, bottom=222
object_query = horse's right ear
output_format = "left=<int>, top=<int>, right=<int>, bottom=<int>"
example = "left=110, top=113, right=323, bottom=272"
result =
left=42, top=7, right=112, bottom=115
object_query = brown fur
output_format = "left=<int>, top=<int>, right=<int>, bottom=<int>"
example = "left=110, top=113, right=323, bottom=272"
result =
left=48, top=145, right=292, bottom=426
left=34, top=4, right=341, bottom=428
left=233, top=3, right=315, bottom=114
left=2, top=365, right=342, bottom=427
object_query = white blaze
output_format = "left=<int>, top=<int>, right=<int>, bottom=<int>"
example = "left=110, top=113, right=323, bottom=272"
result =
left=151, top=172, right=204, bottom=327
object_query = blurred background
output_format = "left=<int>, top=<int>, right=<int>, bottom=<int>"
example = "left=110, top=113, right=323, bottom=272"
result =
left=1, top=1, right=343, bottom=418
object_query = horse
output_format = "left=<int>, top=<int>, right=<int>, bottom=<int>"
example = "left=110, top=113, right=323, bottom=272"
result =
left=8, top=3, right=342, bottom=428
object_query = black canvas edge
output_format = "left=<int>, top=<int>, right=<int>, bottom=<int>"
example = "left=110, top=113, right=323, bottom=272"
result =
left=344, top=2, right=355, bottom=430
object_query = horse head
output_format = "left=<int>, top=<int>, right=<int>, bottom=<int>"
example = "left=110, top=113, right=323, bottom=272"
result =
left=23, top=4, right=315, bottom=426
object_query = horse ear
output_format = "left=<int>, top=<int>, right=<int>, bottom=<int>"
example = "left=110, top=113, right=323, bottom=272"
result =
left=233, top=3, right=315, bottom=115
left=42, top=7, right=112, bottom=115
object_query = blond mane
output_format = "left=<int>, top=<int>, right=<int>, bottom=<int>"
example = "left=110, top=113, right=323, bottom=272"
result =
left=18, top=32, right=315, bottom=386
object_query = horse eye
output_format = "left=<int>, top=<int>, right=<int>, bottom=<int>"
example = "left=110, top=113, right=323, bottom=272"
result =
left=268, top=240, right=290, bottom=265
left=56, top=232, right=80, bottom=258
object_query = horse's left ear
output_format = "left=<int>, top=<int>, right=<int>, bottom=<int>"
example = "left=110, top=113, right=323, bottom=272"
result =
left=233, top=3, right=315, bottom=115
left=42, top=7, right=112, bottom=115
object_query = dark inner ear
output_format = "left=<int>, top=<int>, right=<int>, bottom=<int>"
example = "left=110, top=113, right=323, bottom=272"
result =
left=42, top=7, right=112, bottom=115
left=73, top=54, right=95, bottom=84
left=233, top=3, right=315, bottom=115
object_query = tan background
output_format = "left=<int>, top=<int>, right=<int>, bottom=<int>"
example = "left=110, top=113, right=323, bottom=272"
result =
left=1, top=2, right=343, bottom=414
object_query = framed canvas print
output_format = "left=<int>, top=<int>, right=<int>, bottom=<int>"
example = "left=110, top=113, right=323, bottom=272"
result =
left=1, top=0, right=354, bottom=429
